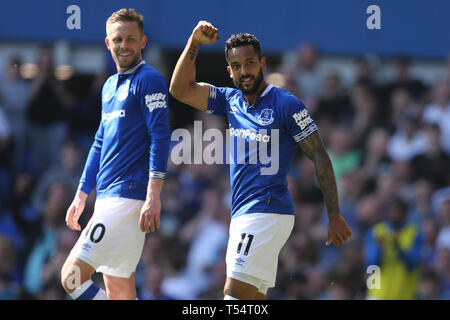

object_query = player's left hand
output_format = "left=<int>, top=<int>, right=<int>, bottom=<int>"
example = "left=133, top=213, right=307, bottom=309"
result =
left=326, top=213, right=352, bottom=247
left=139, top=196, right=161, bottom=233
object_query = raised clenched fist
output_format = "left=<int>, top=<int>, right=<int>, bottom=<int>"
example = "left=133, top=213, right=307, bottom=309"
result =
left=191, top=20, right=219, bottom=45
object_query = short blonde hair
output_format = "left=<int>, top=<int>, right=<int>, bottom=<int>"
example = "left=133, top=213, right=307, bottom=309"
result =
left=106, top=8, right=144, bottom=34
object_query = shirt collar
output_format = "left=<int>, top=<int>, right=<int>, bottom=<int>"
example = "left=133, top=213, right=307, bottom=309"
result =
left=260, top=84, right=273, bottom=97
left=120, top=60, right=146, bottom=75
left=247, top=84, right=274, bottom=109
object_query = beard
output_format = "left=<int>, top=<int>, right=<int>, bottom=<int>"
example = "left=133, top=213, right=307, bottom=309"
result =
left=233, top=68, right=264, bottom=95
left=114, top=51, right=140, bottom=71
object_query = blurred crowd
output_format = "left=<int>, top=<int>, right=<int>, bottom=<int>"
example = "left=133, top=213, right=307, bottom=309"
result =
left=0, top=43, right=449, bottom=300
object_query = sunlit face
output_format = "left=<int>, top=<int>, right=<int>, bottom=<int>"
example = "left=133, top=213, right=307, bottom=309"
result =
left=226, top=45, right=266, bottom=95
left=105, top=21, right=147, bottom=73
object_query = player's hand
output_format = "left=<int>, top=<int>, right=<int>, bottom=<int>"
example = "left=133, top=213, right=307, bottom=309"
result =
left=326, top=213, right=352, bottom=247
left=139, top=196, right=161, bottom=233
left=191, top=20, right=219, bottom=45
left=65, top=191, right=88, bottom=231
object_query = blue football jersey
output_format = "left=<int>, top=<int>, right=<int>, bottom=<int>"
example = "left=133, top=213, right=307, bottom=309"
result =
left=207, top=84, right=318, bottom=218
left=79, top=61, right=171, bottom=200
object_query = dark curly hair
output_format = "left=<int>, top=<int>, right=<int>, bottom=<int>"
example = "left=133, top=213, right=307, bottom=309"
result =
left=225, top=33, right=262, bottom=61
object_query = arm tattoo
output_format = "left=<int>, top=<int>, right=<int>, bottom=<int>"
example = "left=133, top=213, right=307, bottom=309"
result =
left=188, top=44, right=198, bottom=61
left=298, top=132, right=340, bottom=215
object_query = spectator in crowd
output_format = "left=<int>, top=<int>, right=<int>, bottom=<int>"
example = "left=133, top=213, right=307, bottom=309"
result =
left=8, top=172, right=39, bottom=272
left=388, top=87, right=421, bottom=130
left=434, top=226, right=450, bottom=298
left=22, top=180, right=70, bottom=296
left=387, top=112, right=428, bottom=162
left=430, top=177, right=450, bottom=217
left=326, top=125, right=361, bottom=188
left=381, top=55, right=427, bottom=104
left=435, top=199, right=450, bottom=231
left=299, top=267, right=328, bottom=299
left=349, top=81, right=385, bottom=151
left=66, top=71, right=106, bottom=153
left=359, top=127, right=391, bottom=181
left=423, top=78, right=450, bottom=154
left=353, top=58, right=377, bottom=86
left=0, top=56, right=31, bottom=172
left=313, top=73, right=353, bottom=126
left=355, top=192, right=383, bottom=235
left=364, top=196, right=423, bottom=299
left=138, top=263, right=175, bottom=300
left=31, top=139, right=83, bottom=213
left=289, top=155, right=324, bottom=206
left=0, top=235, right=20, bottom=299
left=330, top=239, right=366, bottom=298
left=157, top=173, right=186, bottom=236
left=162, top=188, right=229, bottom=299
left=322, top=272, right=353, bottom=300
left=0, top=207, right=25, bottom=274
left=418, top=269, right=441, bottom=300
left=420, top=217, right=439, bottom=270
left=329, top=170, right=364, bottom=238
left=26, top=46, right=75, bottom=176
left=410, top=124, right=450, bottom=189
left=39, top=228, right=79, bottom=300
left=0, top=105, right=13, bottom=208
left=287, top=43, right=326, bottom=108
left=408, top=179, right=435, bottom=225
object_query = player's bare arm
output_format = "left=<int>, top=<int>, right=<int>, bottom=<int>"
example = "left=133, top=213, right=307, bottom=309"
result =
left=298, top=131, right=352, bottom=246
left=139, top=178, right=163, bottom=233
left=169, top=21, right=219, bottom=111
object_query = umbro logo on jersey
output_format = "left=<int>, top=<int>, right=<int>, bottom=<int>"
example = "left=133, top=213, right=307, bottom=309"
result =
left=235, top=257, right=246, bottom=266
left=102, top=93, right=112, bottom=102
left=230, top=106, right=238, bottom=114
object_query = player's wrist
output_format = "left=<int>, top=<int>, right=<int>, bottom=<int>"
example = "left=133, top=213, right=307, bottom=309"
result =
left=75, top=189, right=88, bottom=201
left=147, top=190, right=161, bottom=198
left=146, top=179, right=163, bottom=200
left=189, top=35, right=203, bottom=47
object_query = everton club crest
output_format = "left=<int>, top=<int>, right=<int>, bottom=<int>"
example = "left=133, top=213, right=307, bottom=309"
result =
left=257, top=108, right=274, bottom=126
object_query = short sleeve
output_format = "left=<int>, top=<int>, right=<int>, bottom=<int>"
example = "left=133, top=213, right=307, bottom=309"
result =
left=282, top=98, right=318, bottom=143
left=206, top=85, right=228, bottom=116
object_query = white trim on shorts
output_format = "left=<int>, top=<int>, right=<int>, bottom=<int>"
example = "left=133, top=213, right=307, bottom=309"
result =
left=226, top=212, right=295, bottom=292
left=229, top=271, right=270, bottom=295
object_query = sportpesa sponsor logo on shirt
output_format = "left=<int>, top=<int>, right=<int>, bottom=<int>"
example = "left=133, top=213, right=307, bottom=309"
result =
left=292, top=109, right=313, bottom=130
left=229, top=127, right=271, bottom=142
left=102, top=109, right=126, bottom=121
left=145, top=93, right=167, bottom=112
